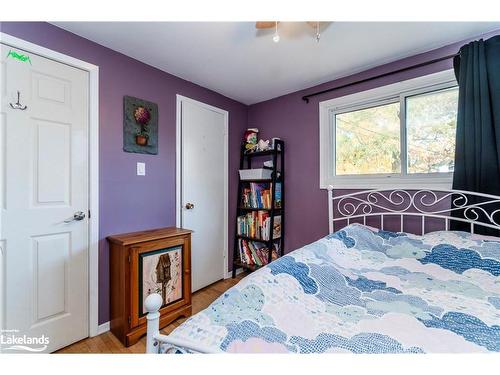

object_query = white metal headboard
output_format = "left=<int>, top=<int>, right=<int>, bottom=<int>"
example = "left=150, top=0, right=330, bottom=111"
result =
left=327, top=185, right=500, bottom=235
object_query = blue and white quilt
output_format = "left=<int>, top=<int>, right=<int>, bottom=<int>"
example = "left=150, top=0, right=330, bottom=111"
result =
left=168, top=224, right=500, bottom=353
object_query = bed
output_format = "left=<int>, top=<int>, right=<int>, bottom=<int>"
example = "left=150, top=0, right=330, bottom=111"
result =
left=144, top=187, right=500, bottom=353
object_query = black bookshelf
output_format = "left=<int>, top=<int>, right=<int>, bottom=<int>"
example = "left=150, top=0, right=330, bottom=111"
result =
left=232, top=139, right=284, bottom=277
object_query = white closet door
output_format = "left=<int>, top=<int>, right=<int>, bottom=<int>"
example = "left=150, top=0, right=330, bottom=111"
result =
left=180, top=98, right=227, bottom=292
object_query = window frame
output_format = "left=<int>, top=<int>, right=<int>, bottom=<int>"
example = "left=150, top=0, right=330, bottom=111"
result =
left=319, top=69, right=458, bottom=189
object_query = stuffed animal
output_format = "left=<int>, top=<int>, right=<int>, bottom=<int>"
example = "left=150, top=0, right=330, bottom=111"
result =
left=257, top=139, right=270, bottom=151
left=243, top=128, right=259, bottom=151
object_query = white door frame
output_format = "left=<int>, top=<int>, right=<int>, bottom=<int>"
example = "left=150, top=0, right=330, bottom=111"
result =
left=175, top=94, right=229, bottom=280
left=0, top=33, right=100, bottom=337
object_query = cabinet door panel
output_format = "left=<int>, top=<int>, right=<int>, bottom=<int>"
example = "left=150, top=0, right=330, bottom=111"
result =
left=130, top=236, right=189, bottom=328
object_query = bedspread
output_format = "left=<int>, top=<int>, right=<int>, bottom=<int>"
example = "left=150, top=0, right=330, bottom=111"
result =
left=166, top=224, right=500, bottom=353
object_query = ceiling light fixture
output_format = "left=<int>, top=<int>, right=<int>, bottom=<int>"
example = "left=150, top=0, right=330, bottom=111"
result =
left=256, top=22, right=326, bottom=43
left=272, top=21, right=280, bottom=43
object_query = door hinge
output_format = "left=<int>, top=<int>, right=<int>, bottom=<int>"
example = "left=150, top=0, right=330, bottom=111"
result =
left=128, top=255, right=131, bottom=263
left=88, top=209, right=91, bottom=219
left=128, top=316, right=131, bottom=325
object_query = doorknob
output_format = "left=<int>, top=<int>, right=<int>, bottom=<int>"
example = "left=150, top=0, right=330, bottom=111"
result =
left=64, top=211, right=86, bottom=223
left=185, top=203, right=195, bottom=210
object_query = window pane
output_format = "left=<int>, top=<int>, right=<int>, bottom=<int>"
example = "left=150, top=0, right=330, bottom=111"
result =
left=335, top=102, right=401, bottom=175
left=406, top=87, right=458, bottom=174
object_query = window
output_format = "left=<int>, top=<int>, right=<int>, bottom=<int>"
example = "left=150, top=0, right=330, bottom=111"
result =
left=319, top=70, right=458, bottom=189
left=335, top=102, right=401, bottom=175
left=406, top=88, right=458, bottom=174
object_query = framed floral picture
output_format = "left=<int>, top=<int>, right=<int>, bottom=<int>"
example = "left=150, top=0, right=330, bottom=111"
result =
left=123, top=95, right=158, bottom=154
left=138, top=246, right=183, bottom=316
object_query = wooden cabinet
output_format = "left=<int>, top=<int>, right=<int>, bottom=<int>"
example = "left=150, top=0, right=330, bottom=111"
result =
left=108, top=227, right=192, bottom=347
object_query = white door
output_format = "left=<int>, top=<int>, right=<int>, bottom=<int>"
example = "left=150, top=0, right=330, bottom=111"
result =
left=0, top=44, right=89, bottom=353
left=179, top=97, right=227, bottom=292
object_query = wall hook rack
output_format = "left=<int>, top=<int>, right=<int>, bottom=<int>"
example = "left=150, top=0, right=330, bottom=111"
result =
left=10, top=91, right=27, bottom=110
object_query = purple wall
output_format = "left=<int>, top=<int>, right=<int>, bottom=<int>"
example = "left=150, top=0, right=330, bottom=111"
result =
left=0, top=22, right=248, bottom=325
left=248, top=29, right=500, bottom=254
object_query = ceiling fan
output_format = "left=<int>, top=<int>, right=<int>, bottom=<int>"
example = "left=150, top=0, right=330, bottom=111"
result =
left=255, top=21, right=324, bottom=43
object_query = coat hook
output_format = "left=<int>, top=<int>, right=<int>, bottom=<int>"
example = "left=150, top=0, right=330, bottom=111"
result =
left=10, top=91, right=27, bottom=110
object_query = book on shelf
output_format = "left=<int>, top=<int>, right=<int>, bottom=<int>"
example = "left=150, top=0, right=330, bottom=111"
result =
left=237, top=212, right=281, bottom=240
left=272, top=215, right=281, bottom=240
left=240, top=182, right=282, bottom=209
left=274, top=183, right=282, bottom=208
left=238, top=239, right=279, bottom=266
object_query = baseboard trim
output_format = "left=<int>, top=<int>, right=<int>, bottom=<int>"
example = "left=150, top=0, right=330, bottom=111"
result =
left=225, top=267, right=244, bottom=279
left=97, top=321, right=110, bottom=335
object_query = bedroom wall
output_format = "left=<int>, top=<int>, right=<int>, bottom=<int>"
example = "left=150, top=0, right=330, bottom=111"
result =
left=0, top=22, right=248, bottom=325
left=3, top=22, right=500, bottom=325
left=247, top=29, right=500, bottom=254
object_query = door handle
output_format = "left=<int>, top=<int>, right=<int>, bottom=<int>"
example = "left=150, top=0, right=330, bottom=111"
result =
left=185, top=203, right=195, bottom=210
left=64, top=211, right=86, bottom=223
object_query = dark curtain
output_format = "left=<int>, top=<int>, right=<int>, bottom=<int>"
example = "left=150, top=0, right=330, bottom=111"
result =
left=452, top=35, right=500, bottom=235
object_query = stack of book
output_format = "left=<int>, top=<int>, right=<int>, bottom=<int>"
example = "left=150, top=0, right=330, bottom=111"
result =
left=238, top=239, right=279, bottom=267
left=237, top=212, right=281, bottom=240
left=241, top=182, right=282, bottom=209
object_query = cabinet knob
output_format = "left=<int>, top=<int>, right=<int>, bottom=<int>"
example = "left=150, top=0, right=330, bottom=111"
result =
left=185, top=202, right=194, bottom=210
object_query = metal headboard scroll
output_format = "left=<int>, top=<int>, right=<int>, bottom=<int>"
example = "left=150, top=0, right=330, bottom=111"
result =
left=327, top=186, right=500, bottom=235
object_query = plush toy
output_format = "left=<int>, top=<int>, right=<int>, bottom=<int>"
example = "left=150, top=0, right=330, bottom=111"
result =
left=257, top=139, right=270, bottom=151
left=243, top=128, right=259, bottom=151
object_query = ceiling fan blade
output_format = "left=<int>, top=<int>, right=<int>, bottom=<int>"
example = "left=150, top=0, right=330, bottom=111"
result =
left=255, top=21, right=277, bottom=29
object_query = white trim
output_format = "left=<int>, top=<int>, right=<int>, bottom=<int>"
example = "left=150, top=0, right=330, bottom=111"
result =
left=175, top=95, right=229, bottom=284
left=225, top=267, right=244, bottom=279
left=175, top=96, right=182, bottom=228
left=97, top=321, right=110, bottom=335
left=0, top=33, right=100, bottom=338
left=319, top=69, right=457, bottom=190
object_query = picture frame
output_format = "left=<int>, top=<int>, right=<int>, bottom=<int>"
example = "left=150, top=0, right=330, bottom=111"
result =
left=123, top=95, right=159, bottom=155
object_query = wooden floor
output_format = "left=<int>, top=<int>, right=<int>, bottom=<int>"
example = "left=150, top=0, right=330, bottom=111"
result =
left=56, top=274, right=245, bottom=354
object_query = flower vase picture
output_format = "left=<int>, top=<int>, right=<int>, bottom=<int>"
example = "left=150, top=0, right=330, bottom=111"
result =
left=123, top=95, right=158, bottom=154
left=134, top=106, right=150, bottom=146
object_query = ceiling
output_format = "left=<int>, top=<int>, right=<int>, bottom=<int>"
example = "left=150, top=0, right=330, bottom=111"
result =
left=52, top=22, right=500, bottom=105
